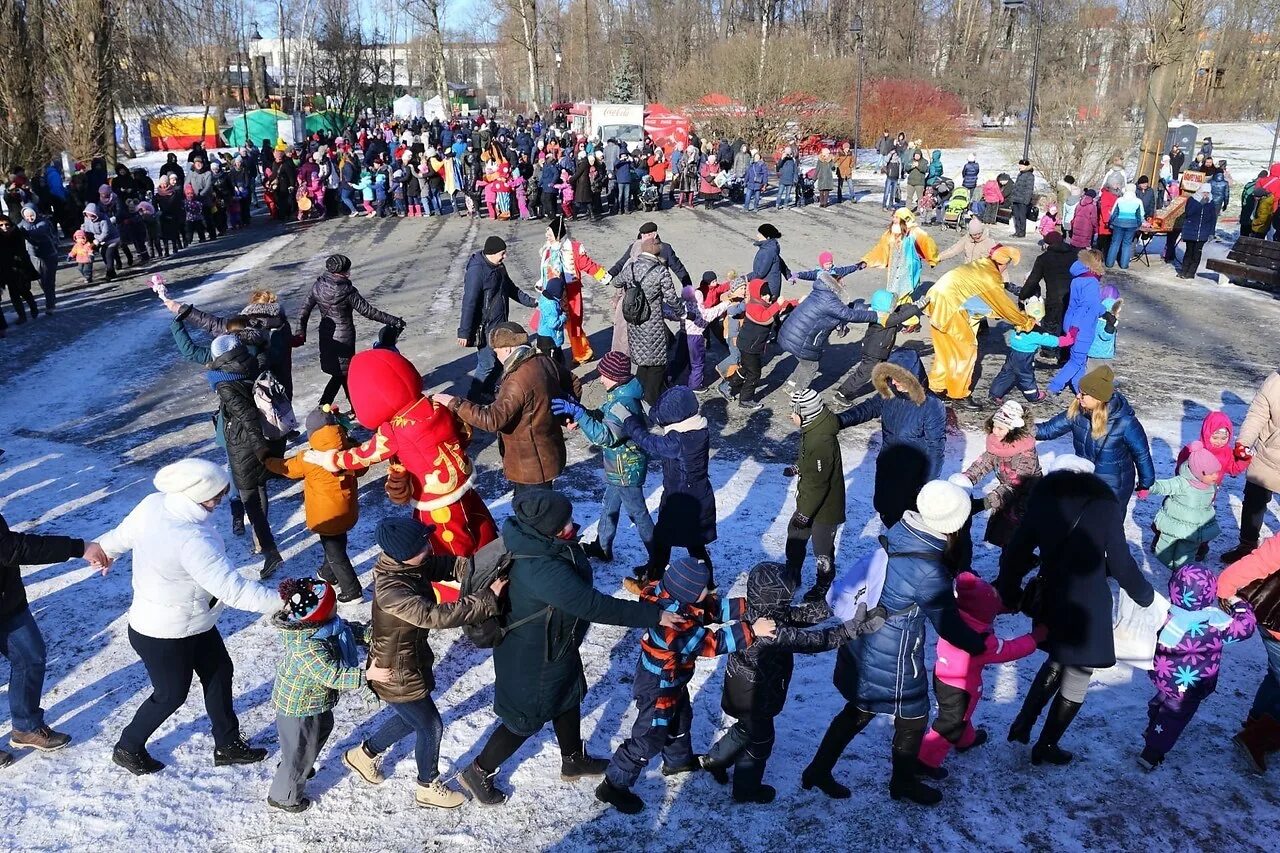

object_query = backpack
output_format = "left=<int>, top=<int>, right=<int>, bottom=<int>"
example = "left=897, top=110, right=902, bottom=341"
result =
left=253, top=371, right=298, bottom=439
left=459, top=537, right=549, bottom=648
left=621, top=270, right=652, bottom=325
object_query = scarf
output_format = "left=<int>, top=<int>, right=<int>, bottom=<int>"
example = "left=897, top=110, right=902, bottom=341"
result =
left=206, top=369, right=250, bottom=391
left=662, top=413, right=708, bottom=434
left=311, top=618, right=361, bottom=667
left=1158, top=605, right=1233, bottom=649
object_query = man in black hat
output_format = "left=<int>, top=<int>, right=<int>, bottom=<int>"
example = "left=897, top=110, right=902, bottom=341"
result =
left=606, top=221, right=692, bottom=289
left=457, top=236, right=539, bottom=402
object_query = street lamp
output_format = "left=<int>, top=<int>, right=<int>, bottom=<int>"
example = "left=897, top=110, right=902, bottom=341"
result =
left=553, top=42, right=563, bottom=104
left=1004, top=0, right=1042, bottom=161
left=850, top=15, right=864, bottom=166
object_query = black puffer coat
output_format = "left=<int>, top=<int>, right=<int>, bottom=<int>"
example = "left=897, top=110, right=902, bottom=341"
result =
left=1017, top=241, right=1077, bottom=334
left=722, top=562, right=846, bottom=720
left=181, top=301, right=296, bottom=399
left=0, top=224, right=37, bottom=287
left=208, top=345, right=271, bottom=494
left=298, top=272, right=401, bottom=377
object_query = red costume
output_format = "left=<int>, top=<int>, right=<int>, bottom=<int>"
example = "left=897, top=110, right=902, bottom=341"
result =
left=311, top=349, right=497, bottom=556
left=533, top=237, right=607, bottom=364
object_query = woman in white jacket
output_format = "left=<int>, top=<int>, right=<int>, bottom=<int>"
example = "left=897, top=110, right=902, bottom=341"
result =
left=100, top=458, right=280, bottom=776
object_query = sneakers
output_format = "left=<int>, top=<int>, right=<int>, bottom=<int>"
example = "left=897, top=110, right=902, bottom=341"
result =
left=595, top=778, right=644, bottom=814
left=581, top=541, right=614, bottom=563
left=415, top=778, right=465, bottom=809
left=831, top=391, right=852, bottom=409
left=267, top=796, right=312, bottom=812
left=213, top=736, right=268, bottom=767
left=336, top=587, right=364, bottom=603
left=113, top=745, right=165, bottom=776
left=1023, top=391, right=1048, bottom=403
left=560, top=751, right=609, bottom=780
left=459, top=760, right=506, bottom=805
left=260, top=550, right=284, bottom=580
left=717, top=381, right=736, bottom=402
left=10, top=725, right=71, bottom=752
left=737, top=400, right=764, bottom=412
left=343, top=743, right=384, bottom=784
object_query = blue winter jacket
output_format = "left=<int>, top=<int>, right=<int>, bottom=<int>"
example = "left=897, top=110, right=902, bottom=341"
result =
left=961, top=161, right=980, bottom=189
left=540, top=162, right=560, bottom=192
left=832, top=519, right=986, bottom=717
left=1036, top=392, right=1155, bottom=504
left=837, top=348, right=946, bottom=481
left=615, top=159, right=633, bottom=185
left=1181, top=196, right=1219, bottom=242
left=621, top=388, right=715, bottom=547
left=535, top=292, right=566, bottom=345
left=778, top=276, right=877, bottom=362
left=1061, top=260, right=1103, bottom=350
left=745, top=161, right=769, bottom=191
left=1007, top=328, right=1062, bottom=354
left=1209, top=172, right=1229, bottom=208
left=751, top=238, right=790, bottom=301
left=1088, top=298, right=1119, bottom=360
left=574, top=378, right=648, bottom=487
left=1108, top=195, right=1145, bottom=229
left=778, top=156, right=798, bottom=186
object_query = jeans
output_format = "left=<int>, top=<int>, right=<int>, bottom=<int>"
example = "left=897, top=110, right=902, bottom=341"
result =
left=717, top=312, right=743, bottom=378
left=597, top=485, right=655, bottom=554
left=776, top=184, right=794, bottom=208
left=1106, top=225, right=1137, bottom=268
left=270, top=711, right=334, bottom=806
left=0, top=607, right=47, bottom=731
left=1181, top=239, right=1205, bottom=277
left=366, top=695, right=444, bottom=784
left=617, top=184, right=631, bottom=214
left=118, top=626, right=239, bottom=752
left=340, top=187, right=358, bottom=214
left=1249, top=634, right=1280, bottom=721
left=745, top=187, right=760, bottom=211
left=989, top=349, right=1040, bottom=400
left=472, top=345, right=500, bottom=398
left=882, top=179, right=899, bottom=209
left=789, top=356, right=820, bottom=390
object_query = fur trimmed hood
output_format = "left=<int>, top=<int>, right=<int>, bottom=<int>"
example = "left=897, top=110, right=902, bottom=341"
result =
left=872, top=349, right=926, bottom=404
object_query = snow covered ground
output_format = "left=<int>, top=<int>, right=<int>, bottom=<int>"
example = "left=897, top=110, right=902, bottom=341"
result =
left=4, top=197, right=1280, bottom=850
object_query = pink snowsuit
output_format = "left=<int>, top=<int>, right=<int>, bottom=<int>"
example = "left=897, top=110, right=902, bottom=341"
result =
left=919, top=573, right=1040, bottom=768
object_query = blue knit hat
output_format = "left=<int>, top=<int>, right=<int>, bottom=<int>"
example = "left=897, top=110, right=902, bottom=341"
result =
left=663, top=556, right=711, bottom=605
left=210, top=334, right=240, bottom=359
left=869, top=289, right=895, bottom=314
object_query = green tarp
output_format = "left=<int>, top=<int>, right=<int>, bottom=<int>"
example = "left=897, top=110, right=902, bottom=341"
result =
left=223, top=109, right=289, bottom=148
left=305, top=110, right=349, bottom=137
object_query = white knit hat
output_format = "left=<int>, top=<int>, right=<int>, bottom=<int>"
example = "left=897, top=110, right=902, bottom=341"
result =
left=1048, top=454, right=1096, bottom=474
left=154, top=459, right=229, bottom=503
left=915, top=480, right=972, bottom=535
left=993, top=399, right=1025, bottom=430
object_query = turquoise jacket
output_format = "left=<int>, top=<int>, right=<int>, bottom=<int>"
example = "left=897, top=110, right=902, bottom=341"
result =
left=1152, top=468, right=1221, bottom=544
left=1006, top=327, right=1061, bottom=354
left=1088, top=297, right=1119, bottom=360
left=536, top=292, right=566, bottom=346
left=573, top=378, right=648, bottom=486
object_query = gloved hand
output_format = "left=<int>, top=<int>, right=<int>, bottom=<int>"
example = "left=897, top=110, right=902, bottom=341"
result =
left=393, top=317, right=407, bottom=330
left=304, top=449, right=340, bottom=473
left=844, top=604, right=887, bottom=638
left=1136, top=488, right=1150, bottom=499
left=853, top=261, right=868, bottom=272
left=790, top=512, right=812, bottom=530
left=782, top=465, right=798, bottom=478
left=1058, top=327, right=1079, bottom=347
left=291, top=334, right=306, bottom=347
left=1234, top=442, right=1254, bottom=461
left=599, top=272, right=613, bottom=286
left=551, top=398, right=584, bottom=420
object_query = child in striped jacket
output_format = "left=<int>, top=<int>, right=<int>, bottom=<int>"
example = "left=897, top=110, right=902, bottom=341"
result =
left=596, top=556, right=775, bottom=814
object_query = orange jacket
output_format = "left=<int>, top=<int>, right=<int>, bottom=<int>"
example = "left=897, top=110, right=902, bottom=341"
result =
left=265, top=424, right=364, bottom=535
left=1219, top=535, right=1280, bottom=639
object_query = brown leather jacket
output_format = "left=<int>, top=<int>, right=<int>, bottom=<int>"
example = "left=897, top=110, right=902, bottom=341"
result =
left=451, top=346, right=582, bottom=485
left=368, top=552, right=499, bottom=703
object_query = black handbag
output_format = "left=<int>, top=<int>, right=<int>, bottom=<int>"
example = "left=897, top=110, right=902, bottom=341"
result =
left=1238, top=573, right=1280, bottom=634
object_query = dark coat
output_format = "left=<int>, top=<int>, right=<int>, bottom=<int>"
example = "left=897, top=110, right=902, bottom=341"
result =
left=723, top=562, right=846, bottom=720
left=613, top=251, right=684, bottom=367
left=608, top=239, right=693, bottom=289
left=751, top=238, right=790, bottom=302
left=209, top=345, right=271, bottom=494
left=493, top=517, right=659, bottom=735
left=795, top=408, right=846, bottom=525
left=1017, top=241, right=1078, bottom=334
left=1181, top=195, right=1219, bottom=242
left=996, top=471, right=1155, bottom=668
left=573, top=158, right=593, bottom=200
left=778, top=275, right=877, bottom=362
left=457, top=252, right=537, bottom=347
left=299, top=272, right=400, bottom=377
left=961, top=161, right=980, bottom=189
left=858, top=304, right=922, bottom=364
left=621, top=388, right=715, bottom=547
left=777, top=156, right=797, bottom=186
left=0, top=513, right=84, bottom=619
left=0, top=227, right=38, bottom=285
left=834, top=519, right=985, bottom=717
left=180, top=302, right=296, bottom=399
left=1036, top=393, right=1155, bottom=505
left=1009, top=168, right=1036, bottom=205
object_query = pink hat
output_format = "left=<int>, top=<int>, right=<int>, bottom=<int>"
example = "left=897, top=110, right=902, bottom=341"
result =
left=955, top=572, right=1004, bottom=627
left=1187, top=446, right=1222, bottom=483
left=818, top=251, right=834, bottom=267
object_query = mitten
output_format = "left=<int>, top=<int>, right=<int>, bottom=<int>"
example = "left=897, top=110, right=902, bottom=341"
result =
left=384, top=463, right=413, bottom=505
left=790, top=512, right=812, bottom=529
left=1136, top=488, right=1150, bottom=499
left=844, top=604, right=887, bottom=638
left=1234, top=442, right=1254, bottom=461
left=782, top=465, right=798, bottom=478
left=551, top=398, right=584, bottom=420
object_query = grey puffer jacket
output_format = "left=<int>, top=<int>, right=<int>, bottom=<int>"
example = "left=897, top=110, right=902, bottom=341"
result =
left=298, top=272, right=402, bottom=376
left=613, top=252, right=683, bottom=367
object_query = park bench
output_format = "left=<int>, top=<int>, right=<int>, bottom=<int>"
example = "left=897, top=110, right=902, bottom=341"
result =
left=1207, top=236, right=1280, bottom=293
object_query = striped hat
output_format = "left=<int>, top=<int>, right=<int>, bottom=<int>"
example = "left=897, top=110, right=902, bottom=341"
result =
left=790, top=388, right=824, bottom=425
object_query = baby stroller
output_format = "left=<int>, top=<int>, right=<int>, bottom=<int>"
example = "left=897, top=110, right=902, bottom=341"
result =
left=639, top=175, right=660, bottom=212
left=944, top=186, right=971, bottom=229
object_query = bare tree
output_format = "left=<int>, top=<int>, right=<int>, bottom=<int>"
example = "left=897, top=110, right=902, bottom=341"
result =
left=1135, top=0, right=1204, bottom=180
left=407, top=0, right=451, bottom=111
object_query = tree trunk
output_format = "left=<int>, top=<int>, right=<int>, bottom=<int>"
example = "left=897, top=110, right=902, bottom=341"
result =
left=516, top=0, right=539, bottom=109
left=418, top=0, right=450, bottom=115
left=1137, top=0, right=1198, bottom=181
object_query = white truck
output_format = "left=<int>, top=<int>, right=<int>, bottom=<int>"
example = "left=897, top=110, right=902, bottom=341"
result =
left=568, top=102, right=646, bottom=145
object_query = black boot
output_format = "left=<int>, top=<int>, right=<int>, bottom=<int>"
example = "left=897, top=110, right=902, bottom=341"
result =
left=1031, top=695, right=1083, bottom=766
left=1221, top=540, right=1259, bottom=564
left=594, top=778, right=644, bottom=814
left=803, top=555, right=835, bottom=602
left=459, top=760, right=506, bottom=805
left=113, top=744, right=165, bottom=775
left=260, top=549, right=284, bottom=580
left=730, top=749, right=776, bottom=803
left=560, top=751, right=609, bottom=780
left=1008, top=661, right=1062, bottom=744
left=801, top=706, right=872, bottom=799
left=229, top=498, right=245, bottom=536
left=888, top=750, right=942, bottom=806
left=214, top=735, right=268, bottom=766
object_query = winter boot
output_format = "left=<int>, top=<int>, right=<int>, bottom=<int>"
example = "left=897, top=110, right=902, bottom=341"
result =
left=0, top=749, right=11, bottom=768
left=229, top=498, right=245, bottom=536
left=730, top=749, right=775, bottom=803
left=803, top=555, right=836, bottom=602
left=581, top=540, right=613, bottom=562
left=660, top=756, right=702, bottom=776
left=415, top=779, right=465, bottom=809
left=213, top=735, right=268, bottom=766
left=316, top=561, right=337, bottom=586
left=1137, top=747, right=1164, bottom=772
left=1232, top=714, right=1280, bottom=775
left=343, top=743, right=384, bottom=784
left=560, top=751, right=609, bottom=780
left=916, top=760, right=949, bottom=780
left=112, top=744, right=165, bottom=775
left=1008, top=661, right=1062, bottom=744
left=267, top=796, right=311, bottom=812
left=260, top=549, right=284, bottom=580
left=1030, top=695, right=1083, bottom=766
left=957, top=728, right=989, bottom=753
left=594, top=778, right=644, bottom=814
left=9, top=725, right=71, bottom=752
left=459, top=760, right=507, bottom=805
left=1221, top=540, right=1260, bottom=564
left=336, top=586, right=364, bottom=603
left=888, top=751, right=942, bottom=806
left=700, top=754, right=730, bottom=785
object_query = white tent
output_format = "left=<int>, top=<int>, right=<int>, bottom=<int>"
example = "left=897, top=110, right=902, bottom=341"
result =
left=393, top=94, right=423, bottom=119
left=423, top=95, right=448, bottom=122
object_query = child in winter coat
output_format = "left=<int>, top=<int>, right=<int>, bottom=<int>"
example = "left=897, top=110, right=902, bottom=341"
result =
left=372, top=173, right=388, bottom=217
left=68, top=230, right=94, bottom=282
left=137, top=202, right=162, bottom=260
left=391, top=170, right=408, bottom=216
left=701, top=561, right=879, bottom=802
left=831, top=289, right=923, bottom=406
left=1176, top=411, right=1251, bottom=481
left=596, top=556, right=775, bottom=814
left=917, top=572, right=1042, bottom=773
left=721, top=277, right=797, bottom=410
left=268, top=578, right=386, bottom=812
left=405, top=167, right=423, bottom=217
left=988, top=296, right=1078, bottom=404
left=1037, top=204, right=1060, bottom=245
left=1145, top=446, right=1223, bottom=570
left=534, top=276, right=568, bottom=365
left=511, top=171, right=530, bottom=220
left=356, top=174, right=375, bottom=216
left=1140, top=564, right=1256, bottom=770
left=953, top=400, right=1043, bottom=547
left=1087, top=285, right=1122, bottom=360
left=264, top=407, right=367, bottom=600
left=493, top=165, right=512, bottom=220
left=556, top=169, right=575, bottom=219
left=677, top=272, right=738, bottom=390
left=782, top=389, right=845, bottom=599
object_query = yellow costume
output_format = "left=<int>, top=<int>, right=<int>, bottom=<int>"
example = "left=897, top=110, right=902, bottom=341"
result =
left=862, top=209, right=939, bottom=330
left=924, top=253, right=1033, bottom=400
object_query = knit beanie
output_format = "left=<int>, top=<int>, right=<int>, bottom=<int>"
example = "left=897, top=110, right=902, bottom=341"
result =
left=210, top=334, right=240, bottom=359
left=1079, top=365, right=1115, bottom=402
left=757, top=223, right=781, bottom=240
left=790, top=388, right=824, bottom=425
left=513, top=490, right=573, bottom=538
left=376, top=517, right=435, bottom=562
left=967, top=218, right=985, bottom=235
left=869, top=289, right=895, bottom=314
left=992, top=399, right=1025, bottom=430
left=483, top=235, right=507, bottom=255
left=663, top=556, right=711, bottom=605
left=488, top=321, right=528, bottom=349
left=278, top=578, right=336, bottom=625
left=701, top=270, right=717, bottom=285
left=153, top=458, right=229, bottom=503
left=915, top=480, right=971, bottom=535
left=1044, top=230, right=1064, bottom=246
left=598, top=351, right=633, bottom=383
left=543, top=276, right=565, bottom=300
left=954, top=572, right=1003, bottom=625
left=1187, top=446, right=1222, bottom=483
left=304, top=406, right=340, bottom=436
left=818, top=251, right=834, bottom=268
left=325, top=254, right=351, bottom=274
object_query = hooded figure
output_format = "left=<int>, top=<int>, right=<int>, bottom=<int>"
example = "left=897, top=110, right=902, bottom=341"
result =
left=1046, top=255, right=1105, bottom=395
left=861, top=209, right=939, bottom=302
left=1176, top=411, right=1249, bottom=479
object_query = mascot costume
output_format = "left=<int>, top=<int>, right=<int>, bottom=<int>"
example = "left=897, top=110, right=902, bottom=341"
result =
left=531, top=214, right=610, bottom=364
left=305, top=348, right=497, bottom=556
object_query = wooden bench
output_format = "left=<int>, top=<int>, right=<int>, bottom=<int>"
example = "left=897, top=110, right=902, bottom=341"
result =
left=1208, top=236, right=1280, bottom=292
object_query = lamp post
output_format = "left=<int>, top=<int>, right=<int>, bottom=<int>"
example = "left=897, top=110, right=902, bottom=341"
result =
left=850, top=15, right=864, bottom=167
left=553, top=42, right=563, bottom=104
left=1004, top=0, right=1042, bottom=161
left=1271, top=106, right=1280, bottom=164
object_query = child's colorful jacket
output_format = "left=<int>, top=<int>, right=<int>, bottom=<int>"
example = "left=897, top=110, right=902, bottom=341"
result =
left=1151, top=564, right=1256, bottom=698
